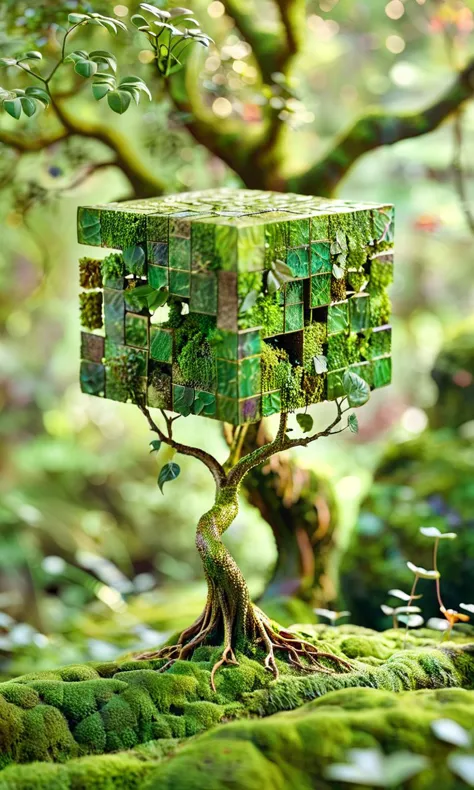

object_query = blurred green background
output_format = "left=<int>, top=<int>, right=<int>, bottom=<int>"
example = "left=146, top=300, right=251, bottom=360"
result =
left=1, top=0, right=473, bottom=680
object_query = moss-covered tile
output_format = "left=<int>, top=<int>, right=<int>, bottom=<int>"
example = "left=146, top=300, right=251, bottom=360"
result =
left=265, top=222, right=287, bottom=267
left=147, top=242, right=168, bottom=267
left=262, top=390, right=281, bottom=417
left=217, top=395, right=239, bottom=424
left=190, top=273, right=218, bottom=315
left=311, top=241, right=331, bottom=274
left=80, top=361, right=105, bottom=395
left=101, top=210, right=146, bottom=249
left=373, top=356, right=392, bottom=388
left=236, top=225, right=265, bottom=272
left=77, top=207, right=101, bottom=246
left=150, top=327, right=173, bottom=363
left=284, top=303, right=304, bottom=333
left=146, top=214, right=168, bottom=242
left=169, top=270, right=190, bottom=298
left=147, top=366, right=172, bottom=409
left=238, top=329, right=261, bottom=359
left=310, top=215, right=329, bottom=241
left=217, top=271, right=238, bottom=332
left=125, top=313, right=148, bottom=348
left=105, top=367, right=128, bottom=403
left=192, top=223, right=215, bottom=270
left=285, top=280, right=304, bottom=305
left=170, top=218, right=191, bottom=239
left=287, top=247, right=309, bottom=278
left=169, top=236, right=191, bottom=271
left=373, top=206, right=395, bottom=244
left=173, top=384, right=194, bottom=416
left=148, top=265, right=168, bottom=290
left=310, top=274, right=331, bottom=308
left=350, top=294, right=370, bottom=332
left=327, top=302, right=349, bottom=335
left=104, top=289, right=124, bottom=343
left=239, top=396, right=261, bottom=423
left=81, top=332, right=104, bottom=364
left=217, top=359, right=238, bottom=398
left=370, top=325, right=391, bottom=358
left=193, top=390, right=216, bottom=417
left=327, top=370, right=345, bottom=399
left=289, top=218, right=310, bottom=247
left=238, top=356, right=261, bottom=398
left=350, top=361, right=373, bottom=388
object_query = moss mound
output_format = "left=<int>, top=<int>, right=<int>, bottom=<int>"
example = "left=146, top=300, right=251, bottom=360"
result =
left=0, top=626, right=472, bottom=780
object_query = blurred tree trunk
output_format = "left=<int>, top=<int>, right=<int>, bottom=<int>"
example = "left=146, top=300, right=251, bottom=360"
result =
left=227, top=423, right=339, bottom=615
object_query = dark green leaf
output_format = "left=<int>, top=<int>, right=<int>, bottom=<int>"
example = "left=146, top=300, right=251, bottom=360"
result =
left=123, top=244, right=145, bottom=274
left=296, top=413, right=314, bottom=433
left=131, top=14, right=149, bottom=28
left=68, top=13, right=90, bottom=24
left=343, top=371, right=370, bottom=408
left=75, top=59, right=98, bottom=78
left=25, top=86, right=50, bottom=107
left=19, top=96, right=37, bottom=117
left=348, top=413, right=359, bottom=433
left=148, top=288, right=169, bottom=310
left=239, top=289, right=258, bottom=314
left=23, top=51, right=42, bottom=61
left=149, top=440, right=162, bottom=453
left=272, top=259, right=294, bottom=282
left=107, top=89, right=132, bottom=114
left=158, top=462, right=181, bottom=493
left=92, top=82, right=112, bottom=100
left=3, top=98, right=22, bottom=119
left=313, top=355, right=328, bottom=374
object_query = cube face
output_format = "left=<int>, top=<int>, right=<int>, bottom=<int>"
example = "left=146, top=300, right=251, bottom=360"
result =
left=78, top=189, right=394, bottom=425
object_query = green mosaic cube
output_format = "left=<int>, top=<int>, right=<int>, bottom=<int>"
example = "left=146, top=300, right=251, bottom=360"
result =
left=78, top=189, right=394, bottom=424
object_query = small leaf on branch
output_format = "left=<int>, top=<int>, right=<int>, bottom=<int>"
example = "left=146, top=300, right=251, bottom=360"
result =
left=23, top=51, right=43, bottom=61
left=19, top=96, right=37, bottom=117
left=3, top=98, right=22, bottom=119
left=149, top=440, right=162, bottom=453
left=158, top=462, right=180, bottom=493
left=68, top=13, right=90, bottom=24
left=343, top=371, right=370, bottom=408
left=74, top=59, right=98, bottom=78
left=25, top=86, right=50, bottom=107
left=108, top=89, right=132, bottom=114
left=296, top=413, right=314, bottom=433
left=348, top=413, right=359, bottom=433
left=0, top=58, right=18, bottom=67
left=92, top=82, right=112, bottom=100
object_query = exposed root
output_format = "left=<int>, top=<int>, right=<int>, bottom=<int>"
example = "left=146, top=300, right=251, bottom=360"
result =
left=136, top=598, right=352, bottom=689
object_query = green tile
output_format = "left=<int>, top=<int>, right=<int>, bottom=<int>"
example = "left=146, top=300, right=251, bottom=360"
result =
left=327, top=370, right=345, bottom=399
left=262, top=391, right=281, bottom=417
left=80, top=361, right=105, bottom=395
left=350, top=294, right=370, bottom=332
left=147, top=368, right=172, bottom=409
left=238, top=329, right=261, bottom=359
left=265, top=222, right=287, bottom=267
left=217, top=395, right=239, bottom=424
left=289, top=219, right=310, bottom=247
left=310, top=215, right=329, bottom=241
left=350, top=362, right=373, bottom=388
left=194, top=390, right=216, bottom=417
left=373, top=206, right=394, bottom=244
left=105, top=368, right=128, bottom=403
left=238, top=225, right=265, bottom=271
left=327, top=302, right=349, bottom=335
left=370, top=326, right=392, bottom=358
left=217, top=359, right=238, bottom=398
left=170, top=218, right=191, bottom=238
left=146, top=214, right=168, bottom=242
left=284, top=303, right=304, bottom=333
left=147, top=242, right=168, bottom=266
left=214, top=330, right=238, bottom=360
left=285, top=280, right=304, bottom=305
left=173, top=383, right=194, bottom=416
left=81, top=332, right=104, bottom=363
left=215, top=225, right=238, bottom=271
left=192, top=223, right=215, bottom=270
left=150, top=327, right=173, bottom=363
left=287, top=247, right=309, bottom=278
left=169, top=236, right=191, bottom=271
left=373, top=356, right=392, bottom=388
left=310, top=274, right=331, bottom=308
left=125, top=313, right=148, bottom=348
left=77, top=208, right=101, bottom=246
left=311, top=241, right=331, bottom=274
left=190, top=272, right=218, bottom=315
left=104, top=289, right=124, bottom=343
left=169, top=269, right=190, bottom=298
left=239, top=396, right=261, bottom=423
left=101, top=210, right=146, bottom=249
left=148, top=264, right=168, bottom=290
left=238, top=356, right=261, bottom=398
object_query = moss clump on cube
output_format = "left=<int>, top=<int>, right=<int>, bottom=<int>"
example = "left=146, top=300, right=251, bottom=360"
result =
left=78, top=189, right=394, bottom=424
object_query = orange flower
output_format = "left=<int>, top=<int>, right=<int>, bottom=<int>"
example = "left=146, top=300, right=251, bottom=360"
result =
left=440, top=607, right=470, bottom=625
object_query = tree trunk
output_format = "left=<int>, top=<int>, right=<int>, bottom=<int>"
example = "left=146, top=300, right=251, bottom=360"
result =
left=239, top=423, right=339, bottom=610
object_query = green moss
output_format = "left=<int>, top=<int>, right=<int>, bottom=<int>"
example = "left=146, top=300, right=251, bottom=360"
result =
left=101, top=252, right=125, bottom=289
left=79, top=292, right=103, bottom=331
left=369, top=291, right=391, bottom=327
left=327, top=333, right=348, bottom=371
left=303, top=323, right=326, bottom=372
left=331, top=276, right=346, bottom=301
left=100, top=211, right=146, bottom=250
left=240, top=293, right=283, bottom=336
left=281, top=365, right=305, bottom=411
left=79, top=258, right=102, bottom=290
left=261, top=342, right=289, bottom=392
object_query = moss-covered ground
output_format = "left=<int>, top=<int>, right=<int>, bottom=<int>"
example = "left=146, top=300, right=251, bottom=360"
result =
left=0, top=626, right=472, bottom=789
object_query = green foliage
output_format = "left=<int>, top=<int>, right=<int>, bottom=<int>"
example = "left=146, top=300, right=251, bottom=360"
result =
left=79, top=258, right=102, bottom=290
left=79, top=292, right=103, bottom=330
left=343, top=371, right=370, bottom=407
left=158, top=462, right=180, bottom=493
left=296, top=413, right=313, bottom=433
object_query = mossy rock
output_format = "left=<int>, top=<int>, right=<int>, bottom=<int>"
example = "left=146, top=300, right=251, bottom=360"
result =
left=0, top=626, right=473, bottom=782
left=340, top=430, right=474, bottom=630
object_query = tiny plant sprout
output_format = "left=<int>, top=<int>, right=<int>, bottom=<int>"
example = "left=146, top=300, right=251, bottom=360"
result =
left=403, top=562, right=439, bottom=647
left=439, top=607, right=470, bottom=639
left=381, top=604, right=421, bottom=629
left=431, top=719, right=472, bottom=748
left=388, top=588, right=423, bottom=602
left=398, top=614, right=424, bottom=629
left=427, top=617, right=451, bottom=633
left=419, top=525, right=457, bottom=611
left=314, top=608, right=351, bottom=626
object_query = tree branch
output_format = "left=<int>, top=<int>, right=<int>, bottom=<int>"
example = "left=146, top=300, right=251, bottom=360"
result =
left=139, top=404, right=228, bottom=490
left=292, top=57, right=474, bottom=196
left=0, top=127, right=68, bottom=151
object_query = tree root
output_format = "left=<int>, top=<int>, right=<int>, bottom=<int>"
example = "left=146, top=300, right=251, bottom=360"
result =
left=136, top=598, right=352, bottom=691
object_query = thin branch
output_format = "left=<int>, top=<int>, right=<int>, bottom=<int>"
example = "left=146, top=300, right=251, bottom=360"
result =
left=0, top=128, right=68, bottom=151
left=139, top=403, right=228, bottom=489
left=293, top=57, right=474, bottom=196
